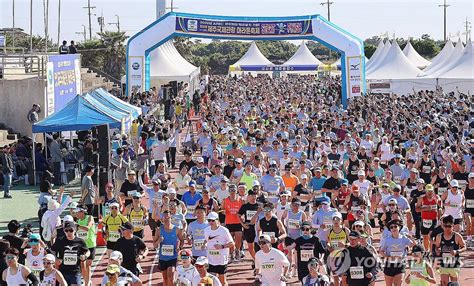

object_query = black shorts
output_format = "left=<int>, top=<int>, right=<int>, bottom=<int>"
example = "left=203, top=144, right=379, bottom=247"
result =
left=384, top=264, right=406, bottom=276
left=454, top=218, right=463, bottom=225
left=341, top=213, right=348, bottom=221
left=226, top=223, right=242, bottom=233
left=87, top=247, right=96, bottom=260
left=465, top=209, right=474, bottom=217
left=106, top=241, right=116, bottom=250
left=148, top=216, right=161, bottom=231
left=284, top=237, right=295, bottom=247
left=208, top=264, right=228, bottom=274
left=218, top=213, right=226, bottom=224
left=133, top=229, right=144, bottom=238
left=158, top=258, right=177, bottom=271
left=421, top=219, right=437, bottom=235
left=243, top=227, right=256, bottom=243
left=186, top=218, right=196, bottom=225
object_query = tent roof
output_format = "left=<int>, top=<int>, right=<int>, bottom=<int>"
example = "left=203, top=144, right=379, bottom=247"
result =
left=32, top=95, right=122, bottom=133
left=366, top=39, right=385, bottom=65
left=150, top=41, right=200, bottom=80
left=232, top=41, right=273, bottom=67
left=367, top=41, right=421, bottom=79
left=91, top=88, right=142, bottom=118
left=282, top=41, right=323, bottom=66
left=421, top=39, right=464, bottom=78
left=421, top=40, right=454, bottom=74
left=331, top=56, right=369, bottom=67
left=403, top=41, right=431, bottom=68
left=367, top=40, right=392, bottom=73
left=438, top=40, right=474, bottom=79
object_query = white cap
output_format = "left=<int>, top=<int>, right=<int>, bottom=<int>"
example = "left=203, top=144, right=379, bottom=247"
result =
left=43, top=254, right=56, bottom=262
left=62, top=215, right=74, bottom=223
left=253, top=180, right=261, bottom=187
left=332, top=212, right=343, bottom=219
left=47, top=199, right=59, bottom=211
left=109, top=251, right=123, bottom=261
left=388, top=198, right=398, bottom=205
left=469, top=173, right=474, bottom=179
left=353, top=220, right=365, bottom=227
left=109, top=202, right=120, bottom=208
left=196, top=157, right=204, bottom=163
left=167, top=188, right=177, bottom=194
left=357, top=170, right=365, bottom=176
left=450, top=180, right=459, bottom=187
left=235, top=158, right=243, bottom=163
left=301, top=174, right=308, bottom=180
left=207, top=212, right=219, bottom=220
left=259, top=234, right=272, bottom=243
left=195, top=256, right=209, bottom=265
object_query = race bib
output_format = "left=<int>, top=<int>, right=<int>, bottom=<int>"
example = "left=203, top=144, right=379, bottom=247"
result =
left=246, top=210, right=257, bottom=221
left=187, top=205, right=196, bottom=215
left=131, top=219, right=143, bottom=228
left=350, top=266, right=364, bottom=279
left=377, top=207, right=384, bottom=214
left=448, top=202, right=459, bottom=208
left=77, top=229, right=87, bottom=240
left=411, top=266, right=424, bottom=274
left=193, top=239, right=205, bottom=250
left=300, top=249, right=313, bottom=262
left=63, top=252, right=78, bottom=265
left=161, top=244, right=174, bottom=256
left=458, top=180, right=467, bottom=189
left=314, top=190, right=322, bottom=198
left=339, top=204, right=347, bottom=213
left=394, top=176, right=401, bottom=184
left=108, top=231, right=120, bottom=242
left=263, top=232, right=275, bottom=239
left=422, top=219, right=433, bottom=228
left=261, top=262, right=275, bottom=271
left=352, top=206, right=361, bottom=212
left=390, top=251, right=403, bottom=262
left=330, top=239, right=344, bottom=249
left=288, top=219, right=300, bottom=229
left=209, top=250, right=220, bottom=256
left=466, top=199, right=474, bottom=209
left=442, top=253, right=456, bottom=265
left=438, top=187, right=447, bottom=196
left=31, top=269, right=41, bottom=277
left=323, top=218, right=333, bottom=229
left=422, top=166, right=431, bottom=173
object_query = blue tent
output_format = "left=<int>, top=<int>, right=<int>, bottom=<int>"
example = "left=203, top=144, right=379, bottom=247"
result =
left=32, top=95, right=122, bottom=133
left=83, top=93, right=131, bottom=120
left=91, top=88, right=141, bottom=118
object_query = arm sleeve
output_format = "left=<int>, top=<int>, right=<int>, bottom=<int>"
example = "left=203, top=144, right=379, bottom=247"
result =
left=27, top=272, right=39, bottom=285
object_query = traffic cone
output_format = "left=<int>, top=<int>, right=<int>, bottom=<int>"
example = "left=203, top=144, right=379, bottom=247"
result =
left=96, top=221, right=106, bottom=247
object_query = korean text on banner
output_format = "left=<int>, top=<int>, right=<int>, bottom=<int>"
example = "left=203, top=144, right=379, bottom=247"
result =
left=128, top=56, right=144, bottom=94
left=346, top=56, right=362, bottom=97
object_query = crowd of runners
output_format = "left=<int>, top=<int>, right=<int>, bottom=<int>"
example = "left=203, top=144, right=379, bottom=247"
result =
left=0, top=74, right=472, bottom=286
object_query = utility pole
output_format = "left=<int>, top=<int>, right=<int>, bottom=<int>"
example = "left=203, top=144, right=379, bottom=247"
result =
left=97, top=10, right=104, bottom=33
left=75, top=25, right=87, bottom=42
left=57, top=0, right=61, bottom=47
left=12, top=0, right=15, bottom=52
left=439, top=0, right=450, bottom=42
left=321, top=0, right=334, bottom=61
left=83, top=0, right=96, bottom=40
left=463, top=17, right=472, bottom=43
left=108, top=15, right=120, bottom=32
left=30, top=0, right=33, bottom=52
left=43, top=0, right=50, bottom=53
left=166, top=0, right=179, bottom=13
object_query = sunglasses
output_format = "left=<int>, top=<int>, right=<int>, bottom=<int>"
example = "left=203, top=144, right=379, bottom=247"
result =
left=43, top=261, right=53, bottom=265
left=6, top=255, right=16, bottom=260
left=302, top=228, right=311, bottom=231
left=388, top=204, right=396, bottom=206
left=443, top=224, right=453, bottom=228
left=263, top=208, right=272, bottom=212
left=106, top=272, right=117, bottom=276
left=355, top=225, right=363, bottom=228
left=390, top=225, right=399, bottom=229
left=207, top=219, right=216, bottom=222
left=110, top=207, right=118, bottom=210
left=195, top=264, right=205, bottom=268
left=64, top=228, right=75, bottom=233
left=258, top=241, right=268, bottom=245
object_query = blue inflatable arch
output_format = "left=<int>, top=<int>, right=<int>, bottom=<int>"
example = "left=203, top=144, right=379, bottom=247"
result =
left=127, top=12, right=365, bottom=107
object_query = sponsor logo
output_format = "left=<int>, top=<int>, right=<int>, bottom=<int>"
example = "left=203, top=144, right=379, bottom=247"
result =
left=132, top=62, right=140, bottom=70
left=187, top=20, right=198, bottom=31
left=352, top=86, right=361, bottom=93
left=350, top=63, right=360, bottom=70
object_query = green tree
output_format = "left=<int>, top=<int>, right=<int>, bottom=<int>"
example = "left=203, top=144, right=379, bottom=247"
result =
left=97, top=31, right=128, bottom=79
left=364, top=44, right=376, bottom=58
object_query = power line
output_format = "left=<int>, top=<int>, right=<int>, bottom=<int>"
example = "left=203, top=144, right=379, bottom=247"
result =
left=320, top=0, right=334, bottom=21
left=108, top=15, right=120, bottom=32
left=83, top=0, right=96, bottom=40
left=439, top=0, right=450, bottom=42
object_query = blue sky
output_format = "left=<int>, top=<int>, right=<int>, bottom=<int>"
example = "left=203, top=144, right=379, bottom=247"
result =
left=0, top=0, right=472, bottom=45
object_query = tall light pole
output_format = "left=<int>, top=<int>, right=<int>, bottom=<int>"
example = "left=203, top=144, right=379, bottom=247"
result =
left=57, top=0, right=61, bottom=47
left=75, top=25, right=87, bottom=42
left=464, top=17, right=472, bottom=43
left=43, top=0, right=50, bottom=53
left=321, top=0, right=334, bottom=61
left=83, top=0, right=96, bottom=40
left=30, top=0, right=33, bottom=52
left=439, top=0, right=450, bottom=42
left=108, top=15, right=121, bottom=32
left=12, top=0, right=16, bottom=52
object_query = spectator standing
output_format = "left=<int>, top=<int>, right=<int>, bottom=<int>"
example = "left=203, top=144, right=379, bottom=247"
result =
left=0, top=145, right=14, bottom=198
left=58, top=41, right=68, bottom=54
left=68, top=41, right=77, bottom=54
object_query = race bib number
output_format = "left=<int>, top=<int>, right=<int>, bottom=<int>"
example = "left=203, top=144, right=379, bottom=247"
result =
left=77, top=229, right=87, bottom=240
left=448, top=202, right=459, bottom=208
left=263, top=232, right=275, bottom=239
left=422, top=166, right=431, bottom=173
left=438, top=187, right=447, bottom=195
left=300, top=249, right=313, bottom=262
left=31, top=269, right=41, bottom=277
left=131, top=219, right=143, bottom=228
left=63, top=253, right=78, bottom=265
left=246, top=210, right=257, bottom=221
left=288, top=219, right=300, bottom=229
left=314, top=190, right=323, bottom=198
left=209, top=250, right=220, bottom=256
left=261, top=262, right=275, bottom=271
left=466, top=199, right=474, bottom=209
left=339, top=205, right=347, bottom=213
left=458, top=180, right=467, bottom=189
left=391, top=251, right=403, bottom=258
left=187, top=205, right=196, bottom=215
left=193, top=239, right=205, bottom=250
left=161, top=244, right=174, bottom=256
left=394, top=176, right=401, bottom=184
left=422, top=219, right=433, bottom=228
left=331, top=239, right=344, bottom=249
left=323, top=219, right=333, bottom=229
left=108, top=231, right=120, bottom=242
left=350, top=266, right=364, bottom=279
left=352, top=206, right=361, bottom=212
left=411, top=266, right=424, bottom=274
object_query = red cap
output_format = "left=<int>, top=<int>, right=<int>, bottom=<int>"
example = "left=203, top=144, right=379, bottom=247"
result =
left=179, top=249, right=192, bottom=257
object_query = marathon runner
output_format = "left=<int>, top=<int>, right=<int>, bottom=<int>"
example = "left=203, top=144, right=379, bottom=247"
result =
left=187, top=205, right=209, bottom=259
left=102, top=202, right=128, bottom=254
left=73, top=204, right=96, bottom=286
left=415, top=184, right=441, bottom=251
left=441, top=180, right=465, bottom=232
left=255, top=234, right=290, bottom=286
left=124, top=192, right=148, bottom=238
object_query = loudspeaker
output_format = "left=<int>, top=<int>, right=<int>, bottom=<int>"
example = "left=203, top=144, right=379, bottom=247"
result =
left=170, top=81, right=178, bottom=97
left=98, top=171, right=109, bottom=197
left=94, top=125, right=110, bottom=169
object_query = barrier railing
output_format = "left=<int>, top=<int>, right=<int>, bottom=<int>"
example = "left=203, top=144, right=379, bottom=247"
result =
left=0, top=54, right=46, bottom=79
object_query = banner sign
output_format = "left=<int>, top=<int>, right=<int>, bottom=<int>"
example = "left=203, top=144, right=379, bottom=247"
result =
left=176, top=17, right=313, bottom=37
left=46, top=54, right=82, bottom=115
left=369, top=82, right=391, bottom=89
left=127, top=56, right=144, bottom=94
left=240, top=65, right=319, bottom=71
left=0, top=35, right=5, bottom=47
left=346, top=56, right=362, bottom=97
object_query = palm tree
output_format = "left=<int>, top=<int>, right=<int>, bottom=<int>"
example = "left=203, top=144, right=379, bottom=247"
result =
left=97, top=31, right=128, bottom=79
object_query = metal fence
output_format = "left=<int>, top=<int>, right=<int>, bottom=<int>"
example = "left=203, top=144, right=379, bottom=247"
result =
left=0, top=54, right=46, bottom=80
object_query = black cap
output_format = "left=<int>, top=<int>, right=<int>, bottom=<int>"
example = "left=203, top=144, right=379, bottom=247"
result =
left=307, top=257, right=320, bottom=265
left=412, top=245, right=424, bottom=253
left=248, top=189, right=257, bottom=195
left=84, top=165, right=95, bottom=172
left=387, top=219, right=403, bottom=228
left=195, top=204, right=206, bottom=211
left=349, top=231, right=360, bottom=238
left=291, top=197, right=301, bottom=204
left=63, top=221, right=76, bottom=230
left=120, top=222, right=133, bottom=231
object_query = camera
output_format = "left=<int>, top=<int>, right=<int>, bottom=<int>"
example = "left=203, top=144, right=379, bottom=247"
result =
left=20, top=224, right=33, bottom=239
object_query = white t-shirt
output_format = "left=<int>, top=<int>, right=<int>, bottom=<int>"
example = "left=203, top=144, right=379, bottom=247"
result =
left=255, top=248, right=290, bottom=286
left=176, top=265, right=198, bottom=285
left=204, top=225, right=234, bottom=265
left=352, top=180, right=371, bottom=196
left=191, top=273, right=222, bottom=286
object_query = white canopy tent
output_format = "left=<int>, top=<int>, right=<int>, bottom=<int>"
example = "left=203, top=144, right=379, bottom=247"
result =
left=367, top=41, right=421, bottom=79
left=281, top=41, right=323, bottom=74
left=148, top=40, right=201, bottom=90
left=229, top=41, right=274, bottom=75
left=366, top=40, right=385, bottom=66
left=421, top=40, right=454, bottom=75
left=437, top=40, right=474, bottom=93
left=366, top=40, right=392, bottom=73
left=403, top=41, right=431, bottom=69
left=421, top=39, right=464, bottom=78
